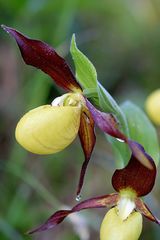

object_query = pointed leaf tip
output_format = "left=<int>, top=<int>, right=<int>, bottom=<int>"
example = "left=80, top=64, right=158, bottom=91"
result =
left=2, top=26, right=81, bottom=92
left=70, top=35, right=98, bottom=90
left=71, top=33, right=76, bottom=46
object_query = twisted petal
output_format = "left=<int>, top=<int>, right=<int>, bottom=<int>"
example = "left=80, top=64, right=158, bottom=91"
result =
left=135, top=198, right=160, bottom=224
left=77, top=107, right=96, bottom=196
left=28, top=193, right=119, bottom=234
left=15, top=105, right=81, bottom=154
left=100, top=207, right=142, bottom=240
left=112, top=153, right=156, bottom=197
left=87, top=100, right=156, bottom=174
left=86, top=99, right=127, bottom=141
left=127, top=140, right=155, bottom=170
left=87, top=100, right=156, bottom=197
left=1, top=25, right=81, bottom=92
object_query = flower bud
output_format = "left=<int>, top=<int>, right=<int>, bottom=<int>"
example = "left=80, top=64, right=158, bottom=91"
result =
left=100, top=207, right=142, bottom=240
left=15, top=105, right=81, bottom=154
left=145, top=89, right=160, bottom=125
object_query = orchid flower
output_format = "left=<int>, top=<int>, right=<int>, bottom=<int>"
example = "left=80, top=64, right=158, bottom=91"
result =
left=27, top=147, right=159, bottom=240
left=1, top=25, right=96, bottom=196
left=1, top=25, right=158, bottom=198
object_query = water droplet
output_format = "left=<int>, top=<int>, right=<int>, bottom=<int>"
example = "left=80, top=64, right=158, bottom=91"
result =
left=76, top=194, right=82, bottom=202
left=116, top=138, right=125, bottom=143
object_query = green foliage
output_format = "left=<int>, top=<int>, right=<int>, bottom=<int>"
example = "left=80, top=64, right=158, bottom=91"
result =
left=70, top=36, right=160, bottom=168
left=97, top=84, right=131, bottom=167
left=71, top=35, right=130, bottom=166
left=70, top=35, right=128, bottom=133
left=70, top=34, right=98, bottom=89
left=121, top=101, right=160, bottom=166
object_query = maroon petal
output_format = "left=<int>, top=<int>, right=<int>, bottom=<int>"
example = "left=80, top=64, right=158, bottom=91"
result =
left=112, top=152, right=156, bottom=197
left=1, top=25, right=81, bottom=92
left=87, top=100, right=157, bottom=173
left=77, top=108, right=96, bottom=196
left=86, top=99, right=127, bottom=141
left=28, top=210, right=72, bottom=234
left=135, top=198, right=160, bottom=224
left=28, top=193, right=119, bottom=234
left=88, top=98, right=157, bottom=196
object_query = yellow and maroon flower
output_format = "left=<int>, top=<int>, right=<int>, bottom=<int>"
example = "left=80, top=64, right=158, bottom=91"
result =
left=27, top=149, right=159, bottom=239
left=1, top=25, right=96, bottom=196
left=1, top=25, right=158, bottom=199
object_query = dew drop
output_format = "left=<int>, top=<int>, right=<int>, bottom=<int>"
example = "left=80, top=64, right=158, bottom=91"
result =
left=116, top=138, right=125, bottom=143
left=76, top=194, right=82, bottom=202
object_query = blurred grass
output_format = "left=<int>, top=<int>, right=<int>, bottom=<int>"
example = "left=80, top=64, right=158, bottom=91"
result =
left=0, top=0, right=160, bottom=239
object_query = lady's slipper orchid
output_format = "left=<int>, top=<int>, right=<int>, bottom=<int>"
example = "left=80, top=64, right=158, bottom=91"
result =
left=1, top=25, right=159, bottom=198
left=27, top=150, right=159, bottom=240
left=15, top=103, right=81, bottom=154
left=1, top=25, right=96, bottom=196
left=145, top=89, right=160, bottom=125
left=15, top=92, right=87, bottom=154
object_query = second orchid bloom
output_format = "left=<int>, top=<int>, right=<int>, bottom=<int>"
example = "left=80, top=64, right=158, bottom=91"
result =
left=28, top=152, right=159, bottom=240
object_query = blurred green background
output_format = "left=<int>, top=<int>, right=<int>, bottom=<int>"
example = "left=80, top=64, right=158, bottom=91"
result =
left=0, top=0, right=160, bottom=239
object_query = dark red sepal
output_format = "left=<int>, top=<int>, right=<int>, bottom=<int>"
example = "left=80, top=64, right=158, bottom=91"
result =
left=28, top=193, right=119, bottom=234
left=1, top=25, right=81, bottom=92
left=77, top=107, right=96, bottom=196
left=28, top=210, right=72, bottom=234
left=112, top=153, right=156, bottom=197
left=135, top=198, right=160, bottom=224
left=86, top=100, right=127, bottom=141
left=86, top=100, right=157, bottom=171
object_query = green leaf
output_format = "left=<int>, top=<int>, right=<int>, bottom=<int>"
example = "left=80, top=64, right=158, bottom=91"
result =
left=98, top=83, right=131, bottom=166
left=70, top=34, right=131, bottom=167
left=97, top=83, right=129, bottom=133
left=121, top=101, right=160, bottom=166
left=83, top=88, right=99, bottom=107
left=70, top=34, right=127, bottom=132
left=98, top=83, right=119, bottom=113
left=70, top=35, right=151, bottom=167
left=70, top=34, right=98, bottom=90
left=108, top=136, right=131, bottom=168
left=70, top=35, right=159, bottom=168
